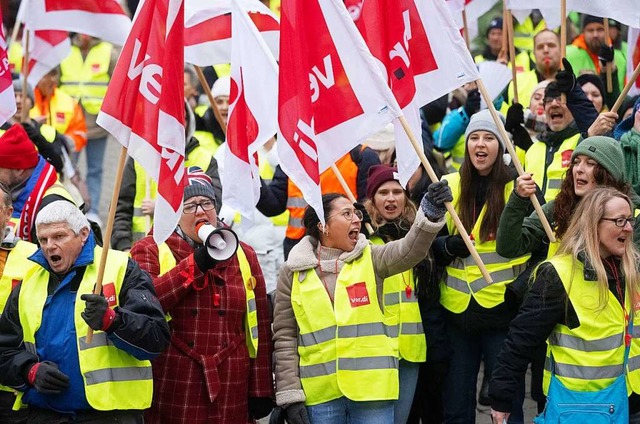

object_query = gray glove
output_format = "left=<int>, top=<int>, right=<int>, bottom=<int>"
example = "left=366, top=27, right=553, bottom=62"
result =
left=420, top=180, right=453, bottom=221
left=285, top=402, right=310, bottom=424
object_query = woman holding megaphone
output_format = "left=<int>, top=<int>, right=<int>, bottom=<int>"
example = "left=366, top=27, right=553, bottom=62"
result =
left=130, top=166, right=274, bottom=424
left=272, top=180, right=451, bottom=424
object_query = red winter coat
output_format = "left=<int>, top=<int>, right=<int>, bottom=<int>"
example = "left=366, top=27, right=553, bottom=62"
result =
left=131, top=231, right=273, bottom=423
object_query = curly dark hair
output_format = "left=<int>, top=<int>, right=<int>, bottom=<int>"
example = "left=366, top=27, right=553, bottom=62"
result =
left=553, top=163, right=631, bottom=238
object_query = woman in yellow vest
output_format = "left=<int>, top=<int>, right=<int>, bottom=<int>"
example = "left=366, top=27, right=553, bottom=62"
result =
left=434, top=110, right=531, bottom=423
left=490, top=187, right=640, bottom=423
left=273, top=181, right=451, bottom=424
left=363, top=164, right=426, bottom=424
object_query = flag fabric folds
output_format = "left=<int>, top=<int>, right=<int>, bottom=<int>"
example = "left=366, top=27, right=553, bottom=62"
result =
left=184, top=0, right=279, bottom=66
left=277, top=0, right=401, bottom=224
left=25, top=30, right=71, bottom=88
left=222, top=0, right=279, bottom=223
left=629, top=27, right=640, bottom=97
left=25, top=0, right=132, bottom=45
left=97, top=0, right=185, bottom=244
left=0, top=8, right=16, bottom=125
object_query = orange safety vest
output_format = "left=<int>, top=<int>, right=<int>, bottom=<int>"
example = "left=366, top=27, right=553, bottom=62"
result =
left=285, top=149, right=360, bottom=240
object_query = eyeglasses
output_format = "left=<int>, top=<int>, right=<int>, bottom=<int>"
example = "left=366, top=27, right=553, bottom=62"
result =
left=601, top=217, right=636, bottom=227
left=543, top=96, right=565, bottom=106
left=183, top=200, right=216, bottom=214
left=327, top=208, right=363, bottom=222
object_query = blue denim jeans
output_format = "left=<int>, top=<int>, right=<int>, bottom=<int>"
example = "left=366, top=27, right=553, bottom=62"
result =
left=307, top=397, right=394, bottom=424
left=442, top=324, right=524, bottom=424
left=76, top=136, right=107, bottom=214
left=395, top=360, right=420, bottom=424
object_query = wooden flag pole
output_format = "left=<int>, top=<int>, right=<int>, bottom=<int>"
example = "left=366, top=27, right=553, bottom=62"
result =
left=20, top=30, right=30, bottom=122
left=506, top=9, right=519, bottom=104
left=462, top=7, right=470, bottom=49
left=397, top=116, right=493, bottom=285
left=476, top=80, right=556, bottom=243
left=86, top=146, right=129, bottom=343
left=501, top=4, right=508, bottom=60
left=603, top=19, right=613, bottom=93
left=9, top=21, right=21, bottom=48
left=194, top=65, right=227, bottom=136
left=560, top=0, right=566, bottom=58
left=610, top=62, right=640, bottom=114
left=330, top=163, right=375, bottom=236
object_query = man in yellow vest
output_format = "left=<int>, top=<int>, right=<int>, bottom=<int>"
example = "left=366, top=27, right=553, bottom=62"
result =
left=130, top=166, right=274, bottom=423
left=0, top=183, right=37, bottom=424
left=474, top=17, right=533, bottom=74
left=0, top=200, right=170, bottom=422
left=111, top=102, right=222, bottom=251
left=58, top=34, right=119, bottom=227
left=0, top=124, right=74, bottom=242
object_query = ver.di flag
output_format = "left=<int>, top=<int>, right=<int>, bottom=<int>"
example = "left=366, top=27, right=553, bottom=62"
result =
left=277, top=0, right=401, bottom=223
left=25, top=0, right=132, bottom=45
left=222, top=0, right=279, bottom=223
left=185, top=0, right=279, bottom=66
left=97, top=0, right=185, bottom=244
left=0, top=7, right=16, bottom=125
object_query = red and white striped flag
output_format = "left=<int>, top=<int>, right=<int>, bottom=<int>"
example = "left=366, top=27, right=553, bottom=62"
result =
left=277, top=0, right=401, bottom=223
left=0, top=8, right=16, bottom=125
left=25, top=30, right=71, bottom=88
left=25, top=0, right=132, bottom=46
left=97, top=0, right=185, bottom=244
left=222, top=0, right=279, bottom=223
left=184, top=0, right=279, bottom=67
left=357, top=0, right=479, bottom=185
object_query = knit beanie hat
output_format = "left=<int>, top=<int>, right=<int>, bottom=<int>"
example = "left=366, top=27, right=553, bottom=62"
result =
left=571, top=136, right=625, bottom=182
left=614, top=97, right=640, bottom=140
left=12, top=76, right=34, bottom=103
left=211, top=76, right=230, bottom=98
left=486, top=17, right=503, bottom=35
left=184, top=166, right=217, bottom=206
left=366, top=165, right=400, bottom=199
left=0, top=124, right=39, bottom=169
left=577, top=74, right=605, bottom=103
left=582, top=15, right=604, bottom=29
left=364, top=124, right=395, bottom=151
left=465, top=109, right=506, bottom=151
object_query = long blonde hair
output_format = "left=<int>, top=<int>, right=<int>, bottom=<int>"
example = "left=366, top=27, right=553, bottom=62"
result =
left=557, top=187, right=640, bottom=310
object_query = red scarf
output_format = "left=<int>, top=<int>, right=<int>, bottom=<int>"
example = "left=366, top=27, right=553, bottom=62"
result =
left=18, top=161, right=58, bottom=241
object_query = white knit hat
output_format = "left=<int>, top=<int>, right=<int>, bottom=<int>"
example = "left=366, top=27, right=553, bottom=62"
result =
left=211, top=76, right=230, bottom=98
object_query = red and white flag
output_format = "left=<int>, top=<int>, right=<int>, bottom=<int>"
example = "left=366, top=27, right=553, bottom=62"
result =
left=25, top=30, right=71, bottom=88
left=185, top=0, right=279, bottom=67
left=357, top=0, right=479, bottom=185
left=97, top=0, right=185, bottom=244
left=629, top=27, right=640, bottom=97
left=222, top=0, right=279, bottom=223
left=277, top=0, right=401, bottom=223
left=0, top=8, right=16, bottom=125
left=25, top=0, right=132, bottom=46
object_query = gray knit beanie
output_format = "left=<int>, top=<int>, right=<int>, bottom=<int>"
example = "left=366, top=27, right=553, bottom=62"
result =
left=571, top=136, right=625, bottom=182
left=12, top=77, right=34, bottom=103
left=465, top=109, right=507, bottom=151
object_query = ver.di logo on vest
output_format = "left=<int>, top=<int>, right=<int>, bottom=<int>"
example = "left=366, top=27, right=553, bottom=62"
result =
left=346, top=282, right=370, bottom=307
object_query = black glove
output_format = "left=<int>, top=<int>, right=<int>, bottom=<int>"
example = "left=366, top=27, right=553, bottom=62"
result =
left=505, top=103, right=525, bottom=133
left=21, top=122, right=64, bottom=173
left=80, top=293, right=112, bottom=331
left=420, top=180, right=453, bottom=221
left=445, top=235, right=470, bottom=258
left=463, top=89, right=481, bottom=118
left=598, top=44, right=614, bottom=67
left=353, top=202, right=372, bottom=235
left=26, top=361, right=70, bottom=394
left=194, top=246, right=218, bottom=272
left=555, top=58, right=576, bottom=93
left=249, top=397, right=274, bottom=420
left=285, top=402, right=310, bottom=424
left=511, top=125, right=533, bottom=151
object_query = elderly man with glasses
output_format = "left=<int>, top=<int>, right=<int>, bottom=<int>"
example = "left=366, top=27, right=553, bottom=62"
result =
left=130, top=166, right=274, bottom=424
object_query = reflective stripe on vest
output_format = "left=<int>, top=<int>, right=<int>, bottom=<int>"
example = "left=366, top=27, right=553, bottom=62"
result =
left=59, top=43, right=112, bottom=115
left=132, top=148, right=213, bottom=240
left=371, top=236, right=425, bottom=363
left=440, top=173, right=530, bottom=314
left=525, top=134, right=581, bottom=202
left=541, top=254, right=640, bottom=395
left=292, top=245, right=398, bottom=405
left=157, top=242, right=258, bottom=358
left=17, top=247, right=152, bottom=410
left=286, top=150, right=360, bottom=240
